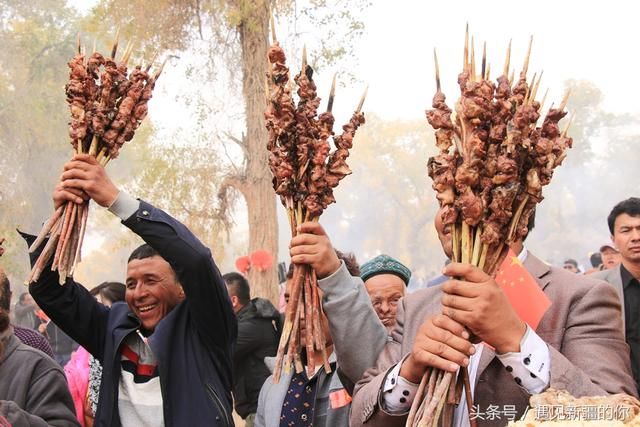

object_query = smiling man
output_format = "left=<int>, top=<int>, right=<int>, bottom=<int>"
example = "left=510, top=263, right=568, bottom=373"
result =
left=25, top=154, right=237, bottom=427
left=595, top=197, right=640, bottom=394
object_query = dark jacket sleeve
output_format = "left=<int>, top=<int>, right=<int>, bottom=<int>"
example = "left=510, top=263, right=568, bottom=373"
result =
left=0, top=368, right=79, bottom=427
left=24, top=233, right=110, bottom=362
left=234, top=318, right=266, bottom=360
left=122, top=200, right=237, bottom=350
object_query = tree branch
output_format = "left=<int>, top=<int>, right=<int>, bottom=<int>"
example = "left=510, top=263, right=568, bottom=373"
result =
left=223, top=131, right=248, bottom=153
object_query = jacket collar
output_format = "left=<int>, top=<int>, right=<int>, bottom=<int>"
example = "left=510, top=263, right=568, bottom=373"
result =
left=523, top=252, right=553, bottom=291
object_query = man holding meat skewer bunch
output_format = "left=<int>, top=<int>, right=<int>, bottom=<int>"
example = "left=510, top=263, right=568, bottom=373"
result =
left=349, top=33, right=637, bottom=427
left=23, top=155, right=237, bottom=427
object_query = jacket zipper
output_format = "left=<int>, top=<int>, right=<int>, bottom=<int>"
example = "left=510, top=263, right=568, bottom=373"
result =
left=205, top=383, right=231, bottom=426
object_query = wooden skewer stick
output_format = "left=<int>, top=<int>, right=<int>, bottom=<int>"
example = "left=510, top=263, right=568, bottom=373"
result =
left=485, top=63, right=491, bottom=81
left=270, top=12, right=277, bottom=43
left=481, top=42, right=487, bottom=81
left=356, top=85, right=368, bottom=113
left=111, top=26, right=121, bottom=59
left=301, top=44, right=307, bottom=71
left=561, top=113, right=574, bottom=137
left=463, top=23, right=469, bottom=73
left=525, top=72, right=537, bottom=104
left=121, top=41, right=134, bottom=66
left=470, top=36, right=476, bottom=82
left=509, top=69, right=515, bottom=86
left=559, top=88, right=572, bottom=111
left=145, top=51, right=159, bottom=73
left=29, top=206, right=64, bottom=253
left=522, top=35, right=533, bottom=77
left=92, top=38, right=97, bottom=55
left=503, top=39, right=512, bottom=77
left=538, top=88, right=549, bottom=112
left=327, top=73, right=336, bottom=112
left=434, top=49, right=441, bottom=92
left=77, top=33, right=82, bottom=55
left=530, top=70, right=543, bottom=103
left=153, top=57, right=168, bottom=81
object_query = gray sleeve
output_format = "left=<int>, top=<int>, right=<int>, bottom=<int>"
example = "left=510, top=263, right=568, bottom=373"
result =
left=255, top=380, right=269, bottom=427
left=107, top=191, right=139, bottom=221
left=0, top=368, right=79, bottom=426
left=318, top=262, right=388, bottom=384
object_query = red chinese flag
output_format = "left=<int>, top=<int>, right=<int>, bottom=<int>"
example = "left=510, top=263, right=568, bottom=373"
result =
left=495, top=249, right=551, bottom=330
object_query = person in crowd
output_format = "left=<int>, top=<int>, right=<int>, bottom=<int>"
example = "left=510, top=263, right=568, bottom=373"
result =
left=224, top=272, right=281, bottom=427
left=0, top=272, right=79, bottom=426
left=0, top=266, right=54, bottom=357
left=360, top=254, right=410, bottom=333
left=40, top=317, right=79, bottom=366
left=13, top=291, right=41, bottom=330
left=256, top=241, right=384, bottom=427
left=595, top=197, right=640, bottom=394
left=24, top=154, right=236, bottom=426
left=562, top=258, right=581, bottom=273
left=345, top=206, right=635, bottom=426
left=601, top=243, right=623, bottom=270
left=65, top=281, right=126, bottom=427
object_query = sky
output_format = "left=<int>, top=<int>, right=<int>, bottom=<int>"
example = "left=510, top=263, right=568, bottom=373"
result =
left=64, top=0, right=640, bottom=277
left=349, top=1, right=640, bottom=120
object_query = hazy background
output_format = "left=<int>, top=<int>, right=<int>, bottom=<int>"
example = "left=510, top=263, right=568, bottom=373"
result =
left=1, top=0, right=639, bottom=294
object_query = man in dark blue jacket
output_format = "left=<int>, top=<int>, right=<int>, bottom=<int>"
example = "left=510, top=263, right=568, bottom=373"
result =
left=26, top=154, right=237, bottom=426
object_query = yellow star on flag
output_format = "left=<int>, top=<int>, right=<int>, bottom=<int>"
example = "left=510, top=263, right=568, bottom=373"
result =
left=510, top=256, right=524, bottom=268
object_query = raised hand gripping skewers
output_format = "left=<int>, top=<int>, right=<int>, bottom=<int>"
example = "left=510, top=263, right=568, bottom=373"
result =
left=264, top=29, right=366, bottom=382
left=27, top=32, right=165, bottom=285
left=410, top=27, right=573, bottom=427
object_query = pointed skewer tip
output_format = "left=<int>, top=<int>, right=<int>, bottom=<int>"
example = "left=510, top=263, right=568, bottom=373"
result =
left=434, top=48, right=441, bottom=91
left=270, top=13, right=277, bottom=43
left=559, top=88, right=572, bottom=111
left=356, top=85, right=368, bottom=113
left=302, top=45, right=307, bottom=69
left=503, top=39, right=512, bottom=77
left=326, top=73, right=337, bottom=113
left=111, top=27, right=121, bottom=59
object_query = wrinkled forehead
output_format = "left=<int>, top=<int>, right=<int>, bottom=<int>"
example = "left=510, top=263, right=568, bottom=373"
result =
left=365, top=274, right=406, bottom=294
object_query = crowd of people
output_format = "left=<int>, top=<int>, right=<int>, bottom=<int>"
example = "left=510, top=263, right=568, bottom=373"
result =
left=0, top=155, right=639, bottom=426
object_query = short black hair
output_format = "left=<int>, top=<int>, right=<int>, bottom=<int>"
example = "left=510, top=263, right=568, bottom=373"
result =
left=128, top=244, right=161, bottom=263
left=18, top=292, right=30, bottom=304
left=590, top=252, right=603, bottom=268
left=607, top=198, right=640, bottom=235
left=0, top=272, right=10, bottom=312
left=564, top=259, right=578, bottom=268
left=223, top=272, right=250, bottom=305
left=90, top=281, right=126, bottom=304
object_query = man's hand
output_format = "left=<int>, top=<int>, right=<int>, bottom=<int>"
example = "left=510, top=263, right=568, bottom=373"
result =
left=58, top=154, right=119, bottom=208
left=399, top=314, right=475, bottom=383
left=289, top=222, right=341, bottom=279
left=441, top=262, right=527, bottom=354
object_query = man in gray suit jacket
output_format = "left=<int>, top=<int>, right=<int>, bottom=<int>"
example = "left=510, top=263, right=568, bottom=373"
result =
left=594, top=197, right=640, bottom=394
left=350, top=209, right=636, bottom=426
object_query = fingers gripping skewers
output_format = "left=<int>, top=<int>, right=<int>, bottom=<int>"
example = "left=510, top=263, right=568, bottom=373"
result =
left=265, top=36, right=366, bottom=382
left=27, top=33, right=165, bottom=285
left=413, top=30, right=573, bottom=427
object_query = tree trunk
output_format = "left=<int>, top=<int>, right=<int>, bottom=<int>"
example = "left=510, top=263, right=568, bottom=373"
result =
left=237, top=0, right=280, bottom=305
